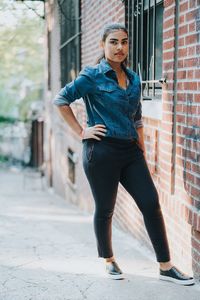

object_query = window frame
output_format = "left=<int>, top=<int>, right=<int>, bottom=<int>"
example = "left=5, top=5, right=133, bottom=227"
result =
left=58, top=0, right=81, bottom=86
left=125, top=0, right=164, bottom=101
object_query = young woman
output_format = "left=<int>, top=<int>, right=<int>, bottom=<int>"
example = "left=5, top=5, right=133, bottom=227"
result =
left=53, top=23, right=194, bottom=285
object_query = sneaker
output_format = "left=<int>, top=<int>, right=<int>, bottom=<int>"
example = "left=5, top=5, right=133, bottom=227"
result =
left=105, top=261, right=124, bottom=280
left=159, top=266, right=195, bottom=286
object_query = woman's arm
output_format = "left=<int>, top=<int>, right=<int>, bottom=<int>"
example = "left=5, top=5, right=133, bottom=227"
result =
left=53, top=66, right=94, bottom=139
left=56, top=105, right=83, bottom=138
left=53, top=67, right=107, bottom=140
left=53, top=66, right=94, bottom=106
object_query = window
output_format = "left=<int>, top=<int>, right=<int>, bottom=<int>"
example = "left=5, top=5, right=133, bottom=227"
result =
left=125, top=0, right=164, bottom=100
left=58, top=0, right=81, bottom=86
left=67, top=148, right=76, bottom=185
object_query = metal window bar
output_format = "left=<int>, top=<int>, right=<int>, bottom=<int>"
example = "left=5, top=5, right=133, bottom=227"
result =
left=140, top=0, right=144, bottom=80
left=60, top=32, right=82, bottom=50
left=131, top=0, right=134, bottom=70
left=58, top=0, right=81, bottom=86
left=146, top=0, right=150, bottom=95
left=125, top=0, right=164, bottom=100
left=152, top=0, right=156, bottom=96
left=136, top=0, right=139, bottom=73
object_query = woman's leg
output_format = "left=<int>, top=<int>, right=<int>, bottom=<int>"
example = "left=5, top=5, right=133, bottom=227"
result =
left=82, top=139, right=120, bottom=258
left=119, top=151, right=170, bottom=263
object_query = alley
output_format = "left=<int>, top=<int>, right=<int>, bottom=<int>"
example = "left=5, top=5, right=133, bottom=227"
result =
left=0, top=168, right=199, bottom=300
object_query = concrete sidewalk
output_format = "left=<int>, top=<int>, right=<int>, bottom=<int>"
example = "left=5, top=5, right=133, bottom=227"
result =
left=0, top=168, right=199, bottom=300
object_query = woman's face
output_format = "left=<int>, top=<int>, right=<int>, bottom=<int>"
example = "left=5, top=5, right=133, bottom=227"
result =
left=101, top=30, right=128, bottom=63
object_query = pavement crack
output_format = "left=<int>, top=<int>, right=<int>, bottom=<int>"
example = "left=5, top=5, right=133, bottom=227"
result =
left=74, top=280, right=95, bottom=299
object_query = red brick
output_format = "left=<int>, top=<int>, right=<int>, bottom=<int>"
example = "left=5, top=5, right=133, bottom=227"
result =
left=195, top=70, right=200, bottom=79
left=189, top=0, right=197, bottom=9
left=193, top=212, right=199, bottom=229
left=187, top=46, right=196, bottom=56
left=177, top=70, right=186, bottom=79
left=186, top=8, right=200, bottom=22
left=167, top=82, right=176, bottom=90
left=163, top=51, right=174, bottom=60
left=192, top=248, right=200, bottom=262
left=162, top=112, right=173, bottom=122
left=192, top=236, right=200, bottom=252
left=185, top=33, right=198, bottom=45
left=196, top=45, right=200, bottom=54
left=193, top=229, right=200, bottom=240
left=187, top=70, right=194, bottom=79
left=188, top=210, right=193, bottom=224
left=184, top=57, right=199, bottom=67
left=163, top=17, right=175, bottom=30
left=197, top=216, right=200, bottom=232
left=189, top=22, right=196, bottom=32
left=164, top=6, right=175, bottom=19
left=183, top=82, right=198, bottom=90
left=180, top=2, right=188, bottom=12
left=163, top=39, right=175, bottom=50
left=177, top=93, right=186, bottom=102
left=176, top=114, right=186, bottom=123
left=166, top=71, right=175, bottom=80
left=178, top=48, right=187, bottom=57
left=163, top=28, right=175, bottom=39
left=179, top=15, right=185, bottom=23
left=177, top=82, right=184, bottom=90
left=164, top=0, right=175, bottom=8
left=179, top=24, right=188, bottom=36
left=178, top=59, right=184, bottom=68
left=163, top=61, right=174, bottom=70
left=191, top=187, right=200, bottom=198
left=178, top=37, right=185, bottom=47
left=176, top=103, right=184, bottom=112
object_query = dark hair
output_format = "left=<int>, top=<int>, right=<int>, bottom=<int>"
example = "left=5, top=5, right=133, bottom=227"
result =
left=96, top=22, right=128, bottom=66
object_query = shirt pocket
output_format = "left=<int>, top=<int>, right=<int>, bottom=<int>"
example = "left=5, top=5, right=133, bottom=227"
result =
left=98, top=83, right=125, bottom=103
left=98, top=83, right=117, bottom=93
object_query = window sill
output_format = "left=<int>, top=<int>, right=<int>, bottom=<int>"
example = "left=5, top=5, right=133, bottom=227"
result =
left=142, top=99, right=162, bottom=120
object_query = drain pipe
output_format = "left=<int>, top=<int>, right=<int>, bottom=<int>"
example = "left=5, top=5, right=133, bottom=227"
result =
left=171, top=0, right=179, bottom=194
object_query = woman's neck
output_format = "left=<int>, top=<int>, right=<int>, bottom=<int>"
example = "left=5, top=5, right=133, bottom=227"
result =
left=106, top=58, right=123, bottom=74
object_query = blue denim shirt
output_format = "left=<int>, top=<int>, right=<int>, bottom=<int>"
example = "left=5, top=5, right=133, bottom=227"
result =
left=53, top=58, right=143, bottom=140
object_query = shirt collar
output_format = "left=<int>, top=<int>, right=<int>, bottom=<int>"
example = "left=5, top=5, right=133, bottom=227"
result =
left=99, top=58, right=113, bottom=74
left=99, top=58, right=133, bottom=81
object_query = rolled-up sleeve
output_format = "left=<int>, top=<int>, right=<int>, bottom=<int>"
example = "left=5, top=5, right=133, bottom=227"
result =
left=134, top=80, right=143, bottom=129
left=134, top=101, right=143, bottom=128
left=53, top=67, right=94, bottom=106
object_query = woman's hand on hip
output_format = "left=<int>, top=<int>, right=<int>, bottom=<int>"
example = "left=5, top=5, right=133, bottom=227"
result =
left=81, top=124, right=107, bottom=141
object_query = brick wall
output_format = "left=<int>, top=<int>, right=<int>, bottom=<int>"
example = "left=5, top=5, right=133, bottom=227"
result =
left=45, top=0, right=200, bottom=280
left=160, top=0, right=200, bottom=277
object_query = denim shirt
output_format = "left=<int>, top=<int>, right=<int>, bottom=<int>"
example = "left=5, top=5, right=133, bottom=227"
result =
left=53, top=58, right=143, bottom=140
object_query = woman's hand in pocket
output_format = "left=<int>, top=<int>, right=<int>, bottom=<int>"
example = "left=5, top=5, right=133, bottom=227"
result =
left=81, top=124, right=107, bottom=141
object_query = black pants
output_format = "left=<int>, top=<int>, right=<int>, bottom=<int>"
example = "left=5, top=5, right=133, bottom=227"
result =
left=82, top=136, right=170, bottom=262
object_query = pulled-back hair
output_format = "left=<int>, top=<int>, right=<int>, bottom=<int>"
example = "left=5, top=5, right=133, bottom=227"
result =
left=96, top=22, right=128, bottom=66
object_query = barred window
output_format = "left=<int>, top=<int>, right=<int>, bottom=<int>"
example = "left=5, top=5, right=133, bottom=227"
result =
left=67, top=148, right=76, bottom=185
left=125, top=0, right=164, bottom=100
left=58, top=0, right=81, bottom=86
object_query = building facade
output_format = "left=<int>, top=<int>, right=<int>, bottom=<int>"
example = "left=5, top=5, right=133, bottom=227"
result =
left=45, top=0, right=200, bottom=279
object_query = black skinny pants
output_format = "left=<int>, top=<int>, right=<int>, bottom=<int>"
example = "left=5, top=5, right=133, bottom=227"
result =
left=82, top=136, right=170, bottom=262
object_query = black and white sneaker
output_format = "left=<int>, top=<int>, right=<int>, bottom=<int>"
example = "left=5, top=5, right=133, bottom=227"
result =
left=105, top=261, right=124, bottom=280
left=159, top=266, right=195, bottom=286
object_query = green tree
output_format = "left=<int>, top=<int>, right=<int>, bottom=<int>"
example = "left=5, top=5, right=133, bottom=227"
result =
left=0, top=0, right=45, bottom=121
